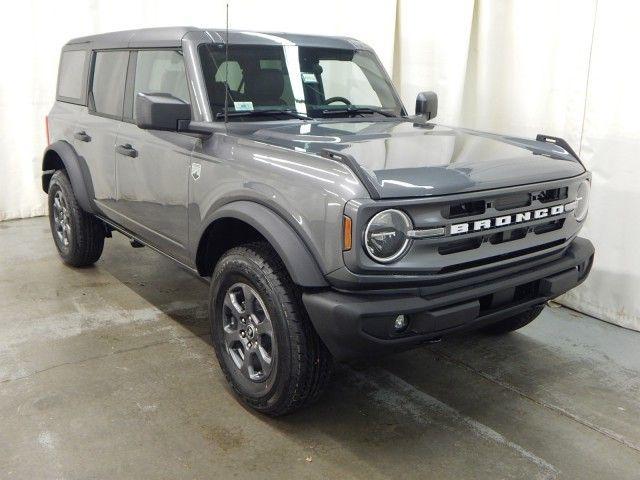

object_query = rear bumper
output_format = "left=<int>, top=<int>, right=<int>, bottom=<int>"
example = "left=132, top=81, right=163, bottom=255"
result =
left=303, top=237, right=594, bottom=361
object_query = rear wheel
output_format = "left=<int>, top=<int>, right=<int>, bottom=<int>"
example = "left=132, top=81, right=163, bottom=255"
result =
left=209, top=242, right=332, bottom=416
left=48, top=170, right=105, bottom=267
left=481, top=305, right=545, bottom=334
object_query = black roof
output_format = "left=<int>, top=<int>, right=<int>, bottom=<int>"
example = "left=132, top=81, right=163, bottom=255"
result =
left=66, top=26, right=368, bottom=50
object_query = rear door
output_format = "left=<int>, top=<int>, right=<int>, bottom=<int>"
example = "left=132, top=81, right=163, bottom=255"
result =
left=112, top=49, right=196, bottom=263
left=72, top=50, right=129, bottom=214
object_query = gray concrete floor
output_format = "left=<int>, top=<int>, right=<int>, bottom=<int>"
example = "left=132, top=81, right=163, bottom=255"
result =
left=1, top=217, right=639, bottom=480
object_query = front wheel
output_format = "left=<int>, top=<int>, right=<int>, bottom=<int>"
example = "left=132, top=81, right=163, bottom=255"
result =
left=209, top=242, right=332, bottom=416
left=481, top=305, right=545, bottom=334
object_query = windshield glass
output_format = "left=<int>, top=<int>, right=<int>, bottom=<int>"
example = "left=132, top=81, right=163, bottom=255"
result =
left=198, top=44, right=404, bottom=120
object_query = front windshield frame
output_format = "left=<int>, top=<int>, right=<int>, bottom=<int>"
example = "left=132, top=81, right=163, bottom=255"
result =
left=198, top=43, right=406, bottom=121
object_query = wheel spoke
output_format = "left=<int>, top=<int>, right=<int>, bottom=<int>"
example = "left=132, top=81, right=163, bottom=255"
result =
left=240, top=351, right=252, bottom=377
left=241, top=284, right=256, bottom=314
left=253, top=319, right=270, bottom=335
left=223, top=327, right=241, bottom=344
left=221, top=282, right=276, bottom=383
left=63, top=223, right=71, bottom=241
left=257, top=343, right=272, bottom=367
left=224, top=292, right=244, bottom=319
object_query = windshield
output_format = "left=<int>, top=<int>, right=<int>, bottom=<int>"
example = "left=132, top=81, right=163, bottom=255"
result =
left=198, top=44, right=404, bottom=120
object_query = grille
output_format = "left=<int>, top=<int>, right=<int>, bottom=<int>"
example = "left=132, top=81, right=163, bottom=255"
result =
left=433, top=185, right=571, bottom=258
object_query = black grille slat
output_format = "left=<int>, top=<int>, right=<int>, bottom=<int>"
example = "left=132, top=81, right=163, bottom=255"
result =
left=494, top=193, right=531, bottom=211
left=442, top=200, right=485, bottom=219
left=489, top=227, right=528, bottom=245
left=534, top=218, right=565, bottom=234
left=537, top=187, right=568, bottom=203
left=438, top=238, right=482, bottom=255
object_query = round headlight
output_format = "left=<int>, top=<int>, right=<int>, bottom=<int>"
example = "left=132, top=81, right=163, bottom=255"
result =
left=364, top=209, right=412, bottom=263
left=574, top=180, right=590, bottom=222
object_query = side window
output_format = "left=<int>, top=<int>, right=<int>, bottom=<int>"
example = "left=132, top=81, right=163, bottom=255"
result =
left=133, top=50, right=190, bottom=115
left=91, top=51, right=129, bottom=117
left=57, top=50, right=87, bottom=102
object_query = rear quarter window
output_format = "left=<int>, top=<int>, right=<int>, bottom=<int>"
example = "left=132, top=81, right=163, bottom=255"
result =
left=57, top=50, right=87, bottom=103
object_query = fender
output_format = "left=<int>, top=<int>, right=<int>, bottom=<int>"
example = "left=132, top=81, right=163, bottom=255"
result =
left=42, top=140, right=96, bottom=214
left=199, top=201, right=328, bottom=288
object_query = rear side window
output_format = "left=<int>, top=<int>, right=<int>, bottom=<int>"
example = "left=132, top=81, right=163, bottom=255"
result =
left=133, top=50, right=189, bottom=108
left=91, top=51, right=129, bottom=117
left=57, top=50, right=87, bottom=102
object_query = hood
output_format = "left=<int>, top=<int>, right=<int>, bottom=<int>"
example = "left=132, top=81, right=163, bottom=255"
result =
left=243, top=119, right=585, bottom=198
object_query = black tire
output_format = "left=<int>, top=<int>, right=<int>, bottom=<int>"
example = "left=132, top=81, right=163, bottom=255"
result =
left=48, top=170, right=105, bottom=267
left=481, top=305, right=545, bottom=334
left=209, top=241, right=333, bottom=416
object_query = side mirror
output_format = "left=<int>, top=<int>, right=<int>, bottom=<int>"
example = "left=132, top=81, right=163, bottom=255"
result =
left=415, top=91, right=438, bottom=120
left=135, top=92, right=191, bottom=131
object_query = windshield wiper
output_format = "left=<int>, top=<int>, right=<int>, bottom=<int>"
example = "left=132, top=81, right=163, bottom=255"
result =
left=215, top=109, right=312, bottom=120
left=320, top=106, right=398, bottom=118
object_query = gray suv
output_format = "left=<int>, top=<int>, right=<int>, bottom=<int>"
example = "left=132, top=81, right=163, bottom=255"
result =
left=43, top=27, right=594, bottom=415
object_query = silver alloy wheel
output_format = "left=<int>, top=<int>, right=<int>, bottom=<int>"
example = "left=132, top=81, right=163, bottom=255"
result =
left=53, top=190, right=72, bottom=249
left=222, top=283, right=275, bottom=382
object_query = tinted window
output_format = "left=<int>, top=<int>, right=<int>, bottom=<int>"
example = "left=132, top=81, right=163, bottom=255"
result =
left=133, top=50, right=190, bottom=113
left=214, top=60, right=243, bottom=91
left=198, top=44, right=402, bottom=120
left=57, top=50, right=86, bottom=101
left=91, top=51, right=129, bottom=117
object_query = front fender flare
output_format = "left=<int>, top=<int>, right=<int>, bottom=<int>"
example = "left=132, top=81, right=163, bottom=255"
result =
left=199, top=201, right=328, bottom=288
left=42, top=140, right=95, bottom=214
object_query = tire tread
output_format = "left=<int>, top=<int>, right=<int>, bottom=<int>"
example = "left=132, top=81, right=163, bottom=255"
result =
left=211, top=241, right=332, bottom=416
left=49, top=170, right=105, bottom=267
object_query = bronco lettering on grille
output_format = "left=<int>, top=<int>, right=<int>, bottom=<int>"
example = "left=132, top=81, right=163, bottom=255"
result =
left=449, top=205, right=565, bottom=235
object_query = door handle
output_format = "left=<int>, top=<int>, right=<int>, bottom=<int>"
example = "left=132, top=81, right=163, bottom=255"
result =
left=115, top=144, right=138, bottom=158
left=74, top=131, right=91, bottom=142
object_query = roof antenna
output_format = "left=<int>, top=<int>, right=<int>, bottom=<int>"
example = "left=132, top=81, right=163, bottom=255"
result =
left=224, top=2, right=229, bottom=126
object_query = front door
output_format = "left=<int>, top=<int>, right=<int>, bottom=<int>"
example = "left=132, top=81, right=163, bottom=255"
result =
left=112, top=49, right=196, bottom=263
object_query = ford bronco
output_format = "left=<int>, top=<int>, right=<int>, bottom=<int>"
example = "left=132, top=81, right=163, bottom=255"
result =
left=43, top=27, right=594, bottom=415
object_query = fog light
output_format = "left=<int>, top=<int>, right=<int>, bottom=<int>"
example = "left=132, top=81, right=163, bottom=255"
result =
left=393, top=314, right=408, bottom=332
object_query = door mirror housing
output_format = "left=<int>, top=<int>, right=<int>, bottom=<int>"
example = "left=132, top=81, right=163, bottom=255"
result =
left=135, top=92, right=191, bottom=131
left=415, top=91, right=438, bottom=120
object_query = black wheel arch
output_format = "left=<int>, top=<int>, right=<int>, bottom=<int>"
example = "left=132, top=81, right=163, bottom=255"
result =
left=195, top=201, right=328, bottom=288
left=42, top=140, right=96, bottom=214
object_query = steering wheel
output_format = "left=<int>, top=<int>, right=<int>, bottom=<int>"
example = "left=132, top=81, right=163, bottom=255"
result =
left=324, top=96, right=352, bottom=106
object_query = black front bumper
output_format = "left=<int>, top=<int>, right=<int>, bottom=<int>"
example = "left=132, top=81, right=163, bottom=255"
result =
left=303, top=237, right=594, bottom=361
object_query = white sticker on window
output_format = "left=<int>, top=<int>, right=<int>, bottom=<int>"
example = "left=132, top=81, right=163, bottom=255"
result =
left=301, top=73, right=318, bottom=83
left=233, top=101, right=254, bottom=111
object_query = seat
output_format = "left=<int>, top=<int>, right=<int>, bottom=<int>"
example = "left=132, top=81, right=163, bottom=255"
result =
left=244, top=68, right=286, bottom=107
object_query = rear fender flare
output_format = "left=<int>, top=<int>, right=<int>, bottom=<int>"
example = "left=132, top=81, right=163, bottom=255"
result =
left=42, top=140, right=95, bottom=213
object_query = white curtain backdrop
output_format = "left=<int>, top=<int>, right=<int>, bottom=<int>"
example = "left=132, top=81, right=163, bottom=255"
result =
left=0, top=0, right=638, bottom=329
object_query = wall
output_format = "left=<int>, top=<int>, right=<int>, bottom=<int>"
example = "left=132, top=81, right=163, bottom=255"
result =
left=0, top=0, right=638, bottom=329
